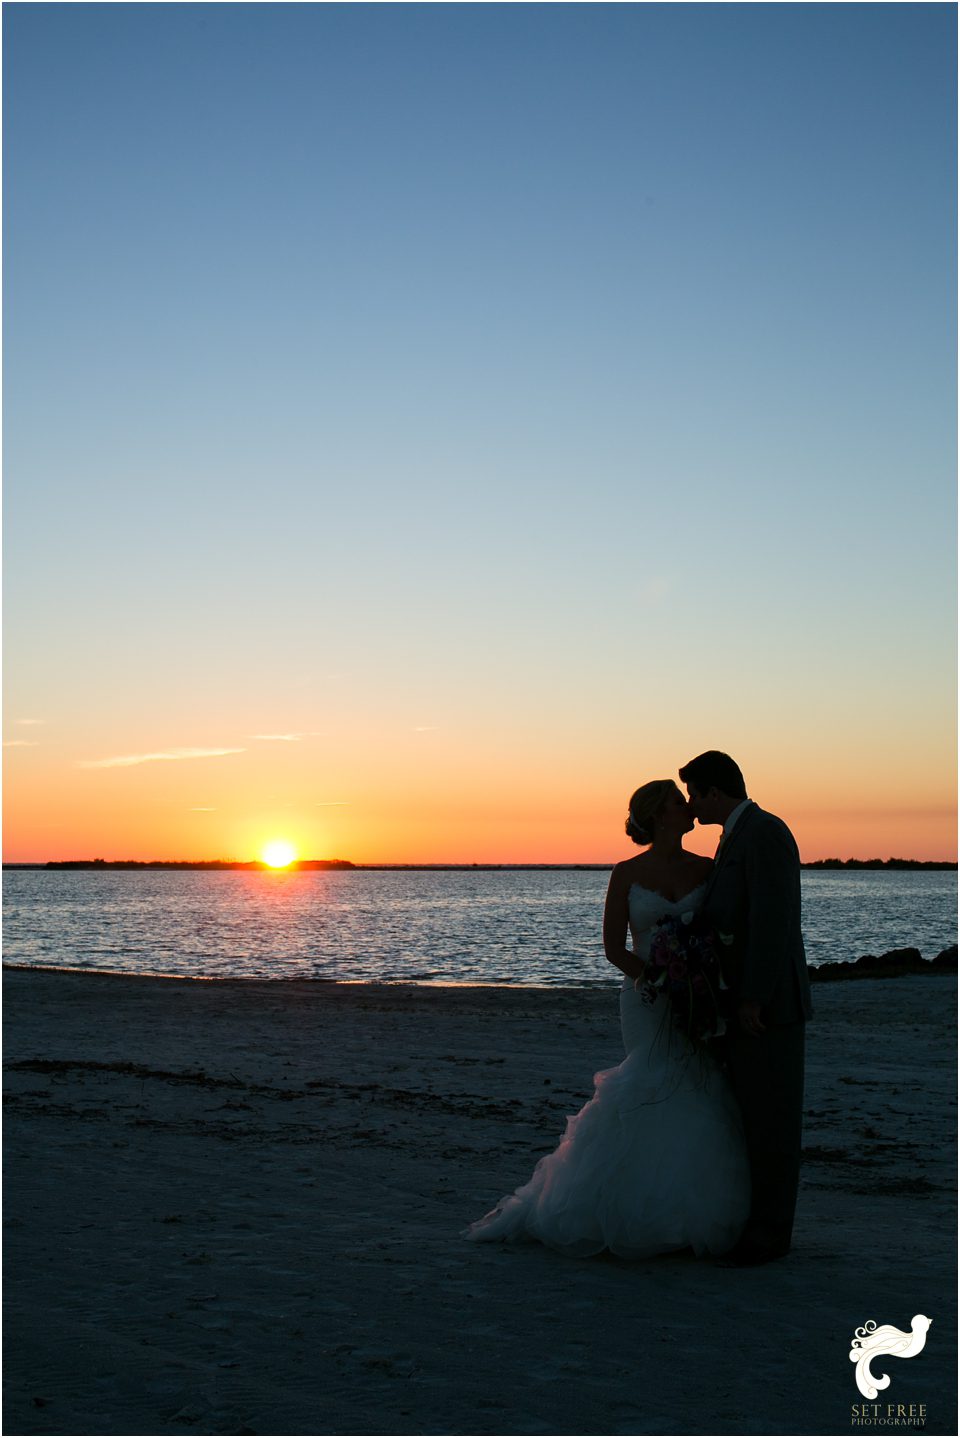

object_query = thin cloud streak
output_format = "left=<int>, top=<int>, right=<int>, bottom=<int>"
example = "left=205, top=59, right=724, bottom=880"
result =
left=78, top=748, right=246, bottom=770
left=17, top=718, right=46, bottom=726
left=4, top=740, right=39, bottom=748
left=250, top=732, right=326, bottom=742
left=315, top=801, right=350, bottom=806
left=190, top=807, right=217, bottom=812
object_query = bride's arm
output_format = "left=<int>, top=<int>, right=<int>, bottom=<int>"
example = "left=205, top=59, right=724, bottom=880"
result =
left=603, top=864, right=646, bottom=981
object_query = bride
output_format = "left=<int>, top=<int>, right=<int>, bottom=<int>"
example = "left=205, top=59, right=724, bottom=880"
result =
left=465, top=779, right=749, bottom=1259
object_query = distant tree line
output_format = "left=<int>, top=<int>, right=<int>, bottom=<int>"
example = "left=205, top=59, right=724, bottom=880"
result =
left=802, top=858, right=957, bottom=870
left=31, top=859, right=357, bottom=871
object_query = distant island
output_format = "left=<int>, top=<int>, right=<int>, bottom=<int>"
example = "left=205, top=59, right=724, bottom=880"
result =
left=2, top=857, right=957, bottom=871
left=800, top=858, right=957, bottom=870
left=3, top=859, right=358, bottom=871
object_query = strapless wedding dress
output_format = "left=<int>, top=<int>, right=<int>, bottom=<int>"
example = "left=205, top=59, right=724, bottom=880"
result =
left=465, top=883, right=750, bottom=1258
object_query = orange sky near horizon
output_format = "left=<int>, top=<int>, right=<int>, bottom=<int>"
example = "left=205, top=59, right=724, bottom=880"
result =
left=4, top=722, right=956, bottom=865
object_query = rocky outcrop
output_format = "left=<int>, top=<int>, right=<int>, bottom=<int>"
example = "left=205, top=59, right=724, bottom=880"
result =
left=810, top=945, right=957, bottom=981
left=931, top=943, right=958, bottom=969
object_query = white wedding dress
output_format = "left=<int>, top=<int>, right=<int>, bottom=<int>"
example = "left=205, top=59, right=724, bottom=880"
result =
left=465, top=883, right=750, bottom=1258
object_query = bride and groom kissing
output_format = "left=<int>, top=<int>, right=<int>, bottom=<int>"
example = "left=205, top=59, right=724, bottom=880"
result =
left=466, top=750, right=813, bottom=1268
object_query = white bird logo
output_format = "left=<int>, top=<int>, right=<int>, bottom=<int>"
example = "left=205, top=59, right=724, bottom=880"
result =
left=849, top=1315, right=932, bottom=1398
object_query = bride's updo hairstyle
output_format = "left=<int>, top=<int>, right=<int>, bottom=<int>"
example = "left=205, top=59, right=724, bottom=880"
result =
left=625, top=779, right=676, bottom=846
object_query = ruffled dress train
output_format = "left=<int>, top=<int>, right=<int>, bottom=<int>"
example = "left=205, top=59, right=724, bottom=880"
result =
left=465, top=884, right=750, bottom=1259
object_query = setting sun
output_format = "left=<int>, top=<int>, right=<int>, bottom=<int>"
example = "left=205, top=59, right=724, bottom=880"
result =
left=261, top=840, right=297, bottom=869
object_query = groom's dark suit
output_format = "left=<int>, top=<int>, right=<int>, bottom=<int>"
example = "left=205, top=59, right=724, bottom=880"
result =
left=700, top=802, right=812, bottom=1255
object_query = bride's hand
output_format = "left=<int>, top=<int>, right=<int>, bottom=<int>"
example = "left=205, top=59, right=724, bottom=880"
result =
left=632, top=961, right=653, bottom=990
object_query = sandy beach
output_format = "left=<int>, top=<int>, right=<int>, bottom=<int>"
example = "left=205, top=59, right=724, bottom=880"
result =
left=3, top=968, right=956, bottom=1437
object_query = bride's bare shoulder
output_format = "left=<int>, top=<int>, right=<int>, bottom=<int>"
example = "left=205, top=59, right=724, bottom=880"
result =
left=608, top=856, right=647, bottom=888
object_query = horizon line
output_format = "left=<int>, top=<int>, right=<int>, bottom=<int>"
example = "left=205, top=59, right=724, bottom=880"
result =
left=3, top=857, right=957, bottom=871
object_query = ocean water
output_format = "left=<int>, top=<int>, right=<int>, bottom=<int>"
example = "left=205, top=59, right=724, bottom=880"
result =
left=2, top=868, right=955, bottom=985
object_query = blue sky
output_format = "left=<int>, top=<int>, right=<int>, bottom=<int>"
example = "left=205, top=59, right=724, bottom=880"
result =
left=4, top=3, right=957, bottom=860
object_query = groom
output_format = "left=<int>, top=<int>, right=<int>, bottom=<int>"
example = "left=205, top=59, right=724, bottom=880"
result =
left=679, top=751, right=812, bottom=1266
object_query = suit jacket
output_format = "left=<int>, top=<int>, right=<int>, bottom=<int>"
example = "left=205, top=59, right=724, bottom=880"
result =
left=700, top=803, right=813, bottom=1027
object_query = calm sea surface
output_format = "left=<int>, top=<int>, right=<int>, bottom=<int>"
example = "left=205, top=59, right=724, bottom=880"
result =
left=2, top=869, right=956, bottom=985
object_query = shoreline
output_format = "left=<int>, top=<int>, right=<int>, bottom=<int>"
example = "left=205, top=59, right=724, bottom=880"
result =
left=4, top=966, right=957, bottom=1436
left=4, top=945, right=957, bottom=987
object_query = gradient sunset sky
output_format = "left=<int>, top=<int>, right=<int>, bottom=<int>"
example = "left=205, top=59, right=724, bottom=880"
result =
left=4, top=2, right=956, bottom=865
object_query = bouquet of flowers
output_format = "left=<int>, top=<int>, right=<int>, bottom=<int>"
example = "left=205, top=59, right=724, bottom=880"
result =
left=644, top=913, right=724, bottom=1045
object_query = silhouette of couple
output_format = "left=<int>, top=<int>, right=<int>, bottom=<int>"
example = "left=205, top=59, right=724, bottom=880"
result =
left=466, top=751, right=812, bottom=1267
